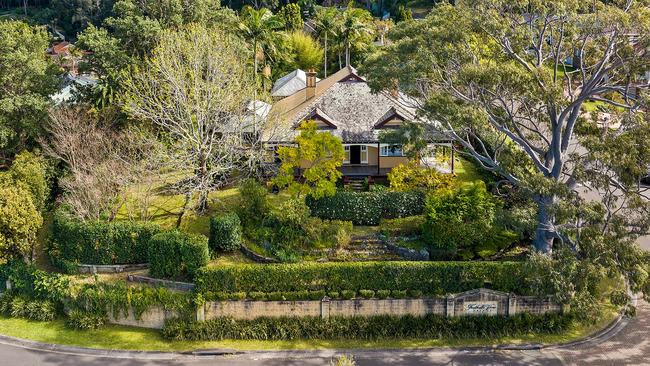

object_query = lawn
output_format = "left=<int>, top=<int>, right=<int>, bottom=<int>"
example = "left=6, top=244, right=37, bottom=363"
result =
left=0, top=304, right=619, bottom=352
left=453, top=156, right=491, bottom=186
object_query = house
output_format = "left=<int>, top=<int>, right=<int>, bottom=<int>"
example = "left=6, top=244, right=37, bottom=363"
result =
left=265, top=66, right=452, bottom=179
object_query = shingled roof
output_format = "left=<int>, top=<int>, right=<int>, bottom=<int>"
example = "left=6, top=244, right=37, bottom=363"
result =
left=267, top=66, right=441, bottom=143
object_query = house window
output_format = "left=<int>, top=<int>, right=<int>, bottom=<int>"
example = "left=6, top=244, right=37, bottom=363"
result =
left=360, top=145, right=368, bottom=164
left=380, top=144, right=404, bottom=157
left=344, top=146, right=350, bottom=163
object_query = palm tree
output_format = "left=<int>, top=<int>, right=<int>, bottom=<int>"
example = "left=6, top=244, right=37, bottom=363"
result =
left=313, top=7, right=340, bottom=77
left=238, top=6, right=284, bottom=85
left=339, top=7, right=373, bottom=67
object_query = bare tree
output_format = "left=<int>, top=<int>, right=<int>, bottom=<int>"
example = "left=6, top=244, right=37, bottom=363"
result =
left=123, top=24, right=263, bottom=214
left=43, top=107, right=142, bottom=220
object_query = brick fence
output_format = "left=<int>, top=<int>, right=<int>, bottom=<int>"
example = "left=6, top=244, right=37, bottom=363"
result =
left=108, top=288, right=562, bottom=329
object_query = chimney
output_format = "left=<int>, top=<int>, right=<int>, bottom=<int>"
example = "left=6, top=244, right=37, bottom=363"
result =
left=306, top=69, right=317, bottom=100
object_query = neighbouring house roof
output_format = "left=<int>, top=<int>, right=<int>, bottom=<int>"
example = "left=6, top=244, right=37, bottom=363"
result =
left=266, top=65, right=444, bottom=143
left=271, top=69, right=320, bottom=98
left=51, top=74, right=98, bottom=104
left=48, top=41, right=71, bottom=56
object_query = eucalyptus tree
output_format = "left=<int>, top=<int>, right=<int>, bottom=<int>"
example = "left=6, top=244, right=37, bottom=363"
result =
left=364, top=0, right=650, bottom=294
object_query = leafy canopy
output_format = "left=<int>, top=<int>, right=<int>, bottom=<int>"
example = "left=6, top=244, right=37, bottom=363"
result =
left=274, top=121, right=345, bottom=199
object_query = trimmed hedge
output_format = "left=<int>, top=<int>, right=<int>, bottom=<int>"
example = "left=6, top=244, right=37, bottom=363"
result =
left=306, top=190, right=425, bottom=225
left=148, top=230, right=210, bottom=280
left=195, top=261, right=530, bottom=295
left=49, top=211, right=162, bottom=268
left=209, top=213, right=243, bottom=252
left=161, top=313, right=574, bottom=341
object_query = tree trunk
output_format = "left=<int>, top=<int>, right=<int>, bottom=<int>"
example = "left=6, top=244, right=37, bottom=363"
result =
left=324, top=34, right=328, bottom=77
left=345, top=41, right=350, bottom=67
left=196, top=154, right=209, bottom=212
left=253, top=40, right=258, bottom=86
left=533, top=195, right=555, bottom=254
left=176, top=192, right=192, bottom=228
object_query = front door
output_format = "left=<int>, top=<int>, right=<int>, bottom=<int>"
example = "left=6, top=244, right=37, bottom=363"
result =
left=350, top=145, right=361, bottom=164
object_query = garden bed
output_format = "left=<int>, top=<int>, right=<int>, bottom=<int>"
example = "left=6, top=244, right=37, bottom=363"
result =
left=0, top=302, right=619, bottom=351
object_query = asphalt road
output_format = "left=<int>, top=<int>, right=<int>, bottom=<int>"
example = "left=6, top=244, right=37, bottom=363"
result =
left=0, top=300, right=648, bottom=366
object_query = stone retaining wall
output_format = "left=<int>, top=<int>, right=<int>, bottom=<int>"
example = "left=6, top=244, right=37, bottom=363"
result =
left=239, top=245, right=278, bottom=263
left=203, top=288, right=560, bottom=320
left=127, top=275, right=195, bottom=291
left=385, top=242, right=430, bottom=261
left=109, top=307, right=179, bottom=329
left=104, top=288, right=562, bottom=329
left=77, top=263, right=149, bottom=274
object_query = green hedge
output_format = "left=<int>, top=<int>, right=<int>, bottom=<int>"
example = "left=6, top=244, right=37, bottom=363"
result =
left=161, top=313, right=574, bottom=341
left=49, top=211, right=162, bottom=268
left=148, top=230, right=210, bottom=280
left=209, top=213, right=243, bottom=252
left=195, top=261, right=529, bottom=295
left=306, top=190, right=425, bottom=225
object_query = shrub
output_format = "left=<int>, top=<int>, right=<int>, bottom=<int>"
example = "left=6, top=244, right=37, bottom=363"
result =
left=306, top=190, right=425, bottom=225
left=407, top=290, right=423, bottom=298
left=388, top=162, right=455, bottom=192
left=309, top=290, right=326, bottom=300
left=228, top=292, right=247, bottom=300
left=422, top=182, right=498, bottom=258
left=66, top=310, right=107, bottom=330
left=49, top=210, right=162, bottom=268
left=209, top=213, right=242, bottom=252
left=0, top=261, right=70, bottom=302
left=341, top=290, right=355, bottom=299
left=391, top=290, right=407, bottom=299
left=376, top=290, right=391, bottom=299
left=6, top=296, right=56, bottom=321
left=248, top=292, right=267, bottom=301
left=25, top=299, right=57, bottom=321
left=358, top=290, right=375, bottom=299
left=148, top=230, right=210, bottom=280
left=237, top=178, right=270, bottom=226
left=610, top=290, right=629, bottom=307
left=328, top=291, right=340, bottom=299
left=195, top=261, right=529, bottom=295
left=162, top=313, right=575, bottom=341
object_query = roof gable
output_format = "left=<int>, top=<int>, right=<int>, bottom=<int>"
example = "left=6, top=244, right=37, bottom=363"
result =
left=295, top=108, right=338, bottom=129
left=374, top=107, right=408, bottom=129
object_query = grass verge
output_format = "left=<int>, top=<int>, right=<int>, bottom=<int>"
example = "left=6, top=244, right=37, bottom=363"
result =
left=0, top=305, right=619, bottom=352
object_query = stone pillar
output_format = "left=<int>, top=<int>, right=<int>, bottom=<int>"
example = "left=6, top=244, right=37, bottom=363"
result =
left=445, top=296, right=454, bottom=317
left=507, top=294, right=517, bottom=316
left=321, top=296, right=331, bottom=319
left=196, top=304, right=206, bottom=322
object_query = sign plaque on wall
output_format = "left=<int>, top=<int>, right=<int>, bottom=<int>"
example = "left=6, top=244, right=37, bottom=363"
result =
left=464, top=301, right=498, bottom=315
